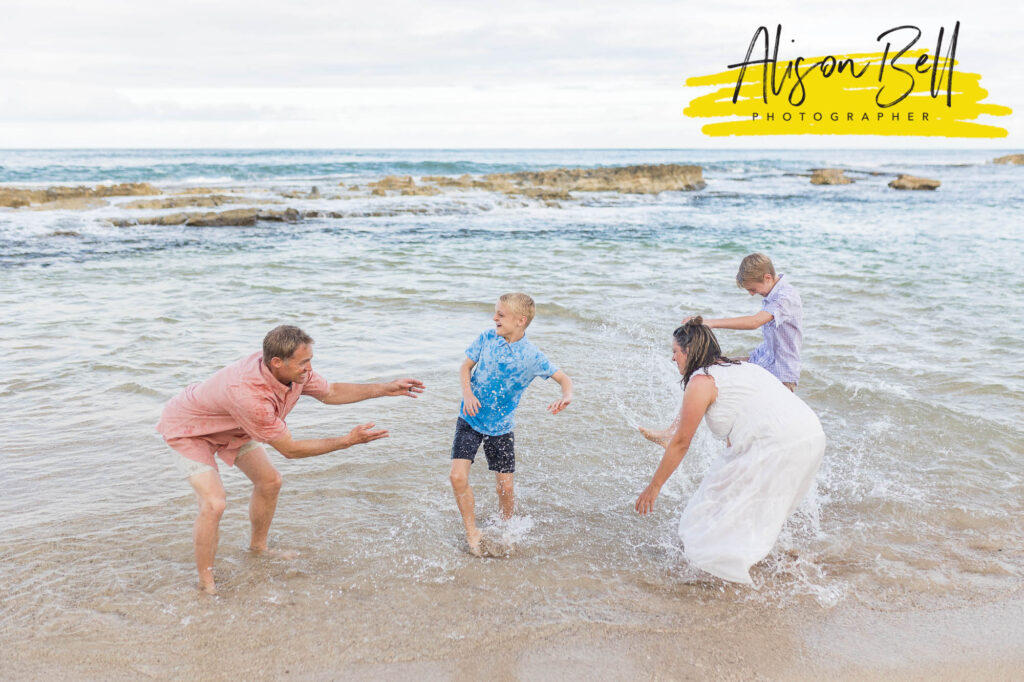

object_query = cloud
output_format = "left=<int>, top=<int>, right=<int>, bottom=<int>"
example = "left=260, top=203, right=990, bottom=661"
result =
left=0, top=0, right=1019, bottom=146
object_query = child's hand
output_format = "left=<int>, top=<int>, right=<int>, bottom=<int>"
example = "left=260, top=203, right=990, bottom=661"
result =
left=680, top=315, right=693, bottom=326
left=463, top=392, right=481, bottom=417
left=547, top=394, right=572, bottom=415
left=638, top=426, right=671, bottom=448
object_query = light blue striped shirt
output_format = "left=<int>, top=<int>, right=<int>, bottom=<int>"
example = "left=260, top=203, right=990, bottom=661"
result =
left=747, top=274, right=803, bottom=383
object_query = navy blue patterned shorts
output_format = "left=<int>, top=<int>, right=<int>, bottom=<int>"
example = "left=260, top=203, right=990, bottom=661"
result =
left=451, top=417, right=515, bottom=473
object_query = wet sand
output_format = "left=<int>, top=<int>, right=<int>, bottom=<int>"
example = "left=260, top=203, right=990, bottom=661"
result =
left=3, top=571, right=1021, bottom=680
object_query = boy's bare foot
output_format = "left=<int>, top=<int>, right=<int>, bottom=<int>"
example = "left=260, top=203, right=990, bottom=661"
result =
left=638, top=426, right=671, bottom=448
left=198, top=580, right=217, bottom=595
left=249, top=546, right=301, bottom=560
left=479, top=536, right=514, bottom=558
left=466, top=529, right=483, bottom=556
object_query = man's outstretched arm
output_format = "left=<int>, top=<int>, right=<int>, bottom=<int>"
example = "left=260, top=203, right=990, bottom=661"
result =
left=268, top=423, right=388, bottom=459
left=321, top=378, right=425, bottom=405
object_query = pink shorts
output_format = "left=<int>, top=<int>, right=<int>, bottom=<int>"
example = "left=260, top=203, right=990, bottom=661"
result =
left=172, top=440, right=262, bottom=479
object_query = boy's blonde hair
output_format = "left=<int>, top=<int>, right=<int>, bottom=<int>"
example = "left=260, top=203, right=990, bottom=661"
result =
left=499, top=292, right=536, bottom=326
left=735, top=253, right=776, bottom=287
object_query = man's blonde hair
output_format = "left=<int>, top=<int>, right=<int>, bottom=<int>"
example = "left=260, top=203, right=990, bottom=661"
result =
left=499, top=292, right=536, bottom=326
left=736, top=253, right=776, bottom=287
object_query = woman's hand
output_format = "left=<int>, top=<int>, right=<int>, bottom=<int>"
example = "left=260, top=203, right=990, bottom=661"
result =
left=635, top=482, right=661, bottom=515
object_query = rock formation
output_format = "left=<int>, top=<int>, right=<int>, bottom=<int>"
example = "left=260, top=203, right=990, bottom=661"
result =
left=992, top=154, right=1024, bottom=165
left=482, top=164, right=706, bottom=194
left=0, top=182, right=160, bottom=208
left=889, top=175, right=941, bottom=190
left=810, top=169, right=854, bottom=185
left=110, top=208, right=302, bottom=228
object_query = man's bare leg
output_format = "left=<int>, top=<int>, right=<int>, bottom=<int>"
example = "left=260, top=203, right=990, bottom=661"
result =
left=189, top=469, right=227, bottom=594
left=234, top=446, right=283, bottom=553
left=449, top=459, right=482, bottom=554
left=495, top=472, right=514, bottom=521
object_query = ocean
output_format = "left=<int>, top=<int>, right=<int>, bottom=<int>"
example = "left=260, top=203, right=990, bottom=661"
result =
left=1, top=148, right=1022, bottom=678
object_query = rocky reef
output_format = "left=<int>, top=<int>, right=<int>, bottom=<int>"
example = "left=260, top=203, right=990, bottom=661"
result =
left=992, top=154, right=1024, bottom=165
left=0, top=164, right=709, bottom=227
left=0, top=183, right=159, bottom=209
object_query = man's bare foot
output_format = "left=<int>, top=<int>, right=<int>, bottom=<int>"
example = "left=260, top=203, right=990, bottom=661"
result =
left=638, top=426, right=671, bottom=448
left=198, top=580, right=217, bottom=595
left=249, top=546, right=301, bottom=560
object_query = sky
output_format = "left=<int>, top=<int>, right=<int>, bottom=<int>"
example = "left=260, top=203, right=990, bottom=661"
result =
left=1, top=0, right=1020, bottom=148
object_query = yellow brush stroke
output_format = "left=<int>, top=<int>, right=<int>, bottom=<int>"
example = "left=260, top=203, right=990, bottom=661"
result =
left=684, top=50, right=1012, bottom=137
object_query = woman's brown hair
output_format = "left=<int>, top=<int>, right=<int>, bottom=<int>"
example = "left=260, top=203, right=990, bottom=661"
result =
left=674, top=316, right=739, bottom=386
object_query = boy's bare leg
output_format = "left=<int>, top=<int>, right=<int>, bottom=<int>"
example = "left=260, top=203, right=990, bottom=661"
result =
left=495, top=472, right=515, bottom=521
left=234, top=446, right=284, bottom=553
left=449, top=459, right=482, bottom=553
left=783, top=382, right=796, bottom=392
left=188, top=469, right=227, bottom=594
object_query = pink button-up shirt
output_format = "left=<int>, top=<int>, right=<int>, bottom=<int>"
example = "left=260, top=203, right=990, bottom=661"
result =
left=157, top=351, right=330, bottom=467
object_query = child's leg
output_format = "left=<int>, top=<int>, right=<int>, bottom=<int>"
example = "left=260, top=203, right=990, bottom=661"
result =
left=483, top=430, right=516, bottom=521
left=495, top=472, right=514, bottom=520
left=450, top=418, right=485, bottom=553
left=449, top=459, right=482, bottom=550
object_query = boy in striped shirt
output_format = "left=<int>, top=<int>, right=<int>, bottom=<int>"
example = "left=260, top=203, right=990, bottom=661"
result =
left=684, top=253, right=803, bottom=390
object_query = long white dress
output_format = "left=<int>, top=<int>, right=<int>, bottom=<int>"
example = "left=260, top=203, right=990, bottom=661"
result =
left=678, top=362, right=825, bottom=584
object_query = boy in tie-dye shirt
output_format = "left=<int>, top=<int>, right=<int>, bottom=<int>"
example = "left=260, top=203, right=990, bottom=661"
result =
left=448, top=293, right=573, bottom=555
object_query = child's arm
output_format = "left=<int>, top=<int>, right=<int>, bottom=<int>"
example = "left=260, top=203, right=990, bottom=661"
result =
left=460, top=358, right=481, bottom=416
left=682, top=312, right=773, bottom=331
left=546, top=370, right=573, bottom=414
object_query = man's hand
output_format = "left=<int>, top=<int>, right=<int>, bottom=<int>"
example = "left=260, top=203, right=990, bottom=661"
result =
left=346, top=422, right=389, bottom=446
left=547, top=394, right=572, bottom=415
left=382, top=378, right=425, bottom=398
left=462, top=391, right=481, bottom=417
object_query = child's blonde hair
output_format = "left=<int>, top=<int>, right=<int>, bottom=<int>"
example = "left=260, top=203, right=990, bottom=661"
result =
left=499, top=292, right=536, bottom=326
left=735, top=253, right=776, bottom=287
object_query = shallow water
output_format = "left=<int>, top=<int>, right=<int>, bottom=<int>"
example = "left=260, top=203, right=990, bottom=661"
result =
left=1, top=149, right=1022, bottom=664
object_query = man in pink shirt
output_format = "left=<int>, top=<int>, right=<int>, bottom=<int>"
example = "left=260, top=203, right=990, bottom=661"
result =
left=157, top=325, right=425, bottom=594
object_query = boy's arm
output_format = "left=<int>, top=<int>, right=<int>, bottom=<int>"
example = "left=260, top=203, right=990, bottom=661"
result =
left=683, top=312, right=773, bottom=331
left=460, top=358, right=481, bottom=417
left=546, top=370, right=573, bottom=415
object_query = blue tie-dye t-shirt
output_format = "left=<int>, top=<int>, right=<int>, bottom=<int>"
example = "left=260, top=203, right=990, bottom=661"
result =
left=459, top=329, right=557, bottom=436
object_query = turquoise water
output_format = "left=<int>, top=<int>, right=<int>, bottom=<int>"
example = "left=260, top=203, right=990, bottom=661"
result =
left=1, top=149, right=1022, bottom=653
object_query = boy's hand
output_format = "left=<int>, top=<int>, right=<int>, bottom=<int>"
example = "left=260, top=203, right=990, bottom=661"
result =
left=547, top=393, right=572, bottom=415
left=462, top=392, right=481, bottom=417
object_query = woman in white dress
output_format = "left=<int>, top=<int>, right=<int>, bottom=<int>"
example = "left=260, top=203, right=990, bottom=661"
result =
left=635, top=317, right=825, bottom=584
